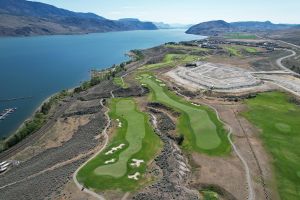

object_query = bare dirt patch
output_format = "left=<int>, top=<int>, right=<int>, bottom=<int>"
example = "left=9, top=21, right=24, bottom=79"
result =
left=10, top=115, right=91, bottom=161
left=190, top=98, right=280, bottom=200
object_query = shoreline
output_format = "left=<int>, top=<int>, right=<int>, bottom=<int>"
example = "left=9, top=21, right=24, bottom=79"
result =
left=0, top=87, right=76, bottom=151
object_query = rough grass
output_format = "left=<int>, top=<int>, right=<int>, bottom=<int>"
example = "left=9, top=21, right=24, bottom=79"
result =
left=243, top=92, right=300, bottom=200
left=200, top=190, right=219, bottom=200
left=140, top=74, right=230, bottom=155
left=224, top=45, right=258, bottom=56
left=77, top=98, right=161, bottom=192
left=113, top=77, right=127, bottom=88
left=139, top=53, right=202, bottom=71
left=224, top=33, right=257, bottom=39
left=224, top=46, right=242, bottom=57
left=244, top=47, right=258, bottom=53
left=165, top=44, right=209, bottom=52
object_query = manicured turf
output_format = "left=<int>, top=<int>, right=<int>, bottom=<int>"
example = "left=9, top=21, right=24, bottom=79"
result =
left=224, top=46, right=242, bottom=57
left=77, top=98, right=161, bottom=191
left=243, top=92, right=300, bottom=200
left=244, top=47, right=258, bottom=53
left=113, top=77, right=127, bottom=88
left=165, top=44, right=209, bottom=52
left=200, top=190, right=219, bottom=200
left=224, top=45, right=258, bottom=56
left=140, top=74, right=230, bottom=155
left=139, top=53, right=201, bottom=71
left=224, top=33, right=257, bottom=39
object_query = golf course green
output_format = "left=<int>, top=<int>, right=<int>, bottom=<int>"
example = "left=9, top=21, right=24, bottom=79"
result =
left=139, top=53, right=202, bottom=71
left=140, top=74, right=230, bottom=155
left=76, top=98, right=161, bottom=191
left=243, top=92, right=300, bottom=200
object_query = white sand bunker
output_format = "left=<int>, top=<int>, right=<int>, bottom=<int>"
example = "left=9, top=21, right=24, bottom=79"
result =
left=130, top=159, right=144, bottom=167
left=191, top=102, right=200, bottom=107
left=128, top=172, right=141, bottom=180
left=116, top=119, right=122, bottom=128
left=104, top=159, right=116, bottom=164
left=105, top=144, right=125, bottom=155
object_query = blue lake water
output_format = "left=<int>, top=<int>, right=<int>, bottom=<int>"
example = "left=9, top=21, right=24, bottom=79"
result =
left=0, top=29, right=203, bottom=138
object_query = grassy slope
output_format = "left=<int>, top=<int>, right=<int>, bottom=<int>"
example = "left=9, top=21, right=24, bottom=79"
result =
left=77, top=98, right=161, bottom=191
left=140, top=74, right=230, bottom=155
left=224, top=45, right=258, bottom=57
left=243, top=92, right=300, bottom=200
left=224, top=33, right=257, bottom=39
left=113, top=77, right=127, bottom=88
left=224, top=46, right=242, bottom=57
left=139, top=53, right=202, bottom=71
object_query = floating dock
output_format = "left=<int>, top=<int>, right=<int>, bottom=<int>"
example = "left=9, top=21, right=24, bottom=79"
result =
left=0, top=108, right=17, bottom=120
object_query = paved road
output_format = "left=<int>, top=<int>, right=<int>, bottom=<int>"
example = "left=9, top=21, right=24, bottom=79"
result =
left=276, top=49, right=297, bottom=74
left=278, top=40, right=300, bottom=49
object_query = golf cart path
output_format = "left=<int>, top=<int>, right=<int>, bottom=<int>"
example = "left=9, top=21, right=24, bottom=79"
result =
left=174, top=86, right=255, bottom=200
left=170, top=84, right=255, bottom=200
left=72, top=98, right=110, bottom=200
left=199, top=100, right=255, bottom=200
left=276, top=49, right=297, bottom=74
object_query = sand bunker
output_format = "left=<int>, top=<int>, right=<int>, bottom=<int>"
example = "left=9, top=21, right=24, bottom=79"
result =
left=130, top=159, right=144, bottom=167
left=104, top=159, right=116, bottom=164
left=105, top=144, right=125, bottom=155
left=128, top=172, right=141, bottom=180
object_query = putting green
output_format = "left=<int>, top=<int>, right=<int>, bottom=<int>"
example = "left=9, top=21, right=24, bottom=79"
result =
left=140, top=74, right=230, bottom=155
left=76, top=98, right=161, bottom=191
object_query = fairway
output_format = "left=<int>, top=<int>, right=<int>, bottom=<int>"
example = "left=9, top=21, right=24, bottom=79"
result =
left=113, top=77, right=127, bottom=88
left=140, top=74, right=230, bottom=155
left=76, top=98, right=161, bottom=191
left=243, top=92, right=300, bottom=200
left=139, top=53, right=201, bottom=71
left=224, top=33, right=257, bottom=39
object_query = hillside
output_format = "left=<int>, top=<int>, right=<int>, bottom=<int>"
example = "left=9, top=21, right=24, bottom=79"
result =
left=186, top=20, right=298, bottom=35
left=0, top=0, right=157, bottom=36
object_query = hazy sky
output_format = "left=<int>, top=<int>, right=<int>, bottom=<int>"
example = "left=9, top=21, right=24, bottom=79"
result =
left=32, top=0, right=300, bottom=24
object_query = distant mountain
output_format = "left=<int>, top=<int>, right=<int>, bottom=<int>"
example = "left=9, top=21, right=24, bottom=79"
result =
left=186, top=20, right=231, bottom=35
left=154, top=22, right=193, bottom=29
left=0, top=0, right=157, bottom=36
left=117, top=18, right=157, bottom=30
left=186, top=20, right=299, bottom=35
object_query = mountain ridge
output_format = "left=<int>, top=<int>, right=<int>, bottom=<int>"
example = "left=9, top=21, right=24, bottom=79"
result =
left=186, top=20, right=299, bottom=35
left=0, top=0, right=158, bottom=37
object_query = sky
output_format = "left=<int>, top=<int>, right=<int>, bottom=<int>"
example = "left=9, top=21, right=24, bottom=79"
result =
left=31, top=0, right=300, bottom=24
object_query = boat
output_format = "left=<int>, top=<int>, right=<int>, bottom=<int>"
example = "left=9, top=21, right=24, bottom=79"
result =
left=0, top=167, right=7, bottom=173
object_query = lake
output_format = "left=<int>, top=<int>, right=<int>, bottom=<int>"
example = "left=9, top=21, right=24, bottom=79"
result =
left=0, top=29, right=203, bottom=138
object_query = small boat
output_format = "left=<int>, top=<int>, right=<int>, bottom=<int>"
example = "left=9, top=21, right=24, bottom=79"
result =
left=0, top=167, right=7, bottom=173
left=0, top=161, right=8, bottom=166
